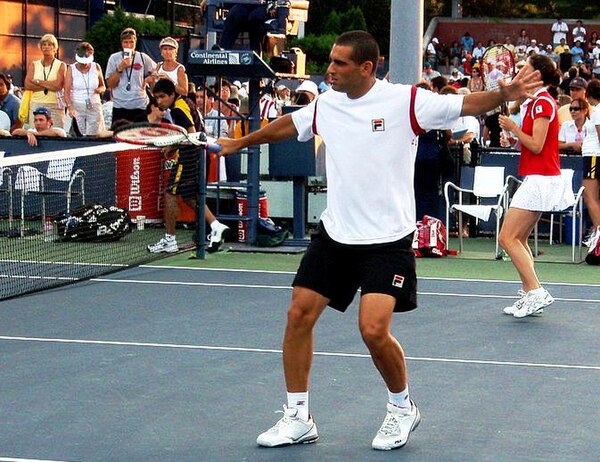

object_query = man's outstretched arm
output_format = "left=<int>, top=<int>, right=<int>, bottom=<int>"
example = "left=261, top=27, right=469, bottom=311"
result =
left=217, top=114, right=299, bottom=155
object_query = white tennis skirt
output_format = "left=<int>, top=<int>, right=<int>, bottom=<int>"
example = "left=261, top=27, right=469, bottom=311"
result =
left=510, top=174, right=576, bottom=212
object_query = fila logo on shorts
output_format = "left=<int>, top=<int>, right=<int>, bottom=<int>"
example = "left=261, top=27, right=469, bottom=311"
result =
left=372, top=118, right=385, bottom=131
left=392, top=274, right=405, bottom=288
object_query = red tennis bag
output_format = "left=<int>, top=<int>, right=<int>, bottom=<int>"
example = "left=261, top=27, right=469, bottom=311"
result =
left=412, top=215, right=448, bottom=258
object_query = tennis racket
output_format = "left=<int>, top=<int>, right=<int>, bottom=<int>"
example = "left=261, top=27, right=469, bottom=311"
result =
left=114, top=122, right=222, bottom=152
left=481, top=45, right=516, bottom=92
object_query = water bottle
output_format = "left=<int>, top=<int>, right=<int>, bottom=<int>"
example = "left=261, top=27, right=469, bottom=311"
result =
left=43, top=217, right=56, bottom=242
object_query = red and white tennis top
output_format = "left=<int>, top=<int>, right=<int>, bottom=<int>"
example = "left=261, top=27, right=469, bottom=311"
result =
left=518, top=88, right=561, bottom=176
left=291, top=79, right=463, bottom=245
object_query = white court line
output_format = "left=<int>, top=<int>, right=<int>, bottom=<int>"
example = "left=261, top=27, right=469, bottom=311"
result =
left=0, top=458, right=77, bottom=462
left=140, top=265, right=600, bottom=288
left=92, top=278, right=600, bottom=305
left=1, top=335, right=600, bottom=372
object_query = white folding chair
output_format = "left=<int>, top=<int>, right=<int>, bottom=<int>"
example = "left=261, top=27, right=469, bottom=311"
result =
left=547, top=169, right=585, bottom=263
left=444, top=166, right=506, bottom=258
left=14, top=158, right=85, bottom=236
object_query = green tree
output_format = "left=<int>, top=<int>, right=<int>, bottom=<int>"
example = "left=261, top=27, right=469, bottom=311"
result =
left=85, top=7, right=177, bottom=69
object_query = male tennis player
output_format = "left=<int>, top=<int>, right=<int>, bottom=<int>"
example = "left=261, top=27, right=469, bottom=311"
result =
left=147, top=78, right=229, bottom=253
left=218, top=30, right=542, bottom=451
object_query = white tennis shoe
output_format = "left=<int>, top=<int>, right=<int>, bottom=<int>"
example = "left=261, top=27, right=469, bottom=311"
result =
left=256, top=406, right=319, bottom=447
left=513, top=288, right=554, bottom=318
left=206, top=222, right=230, bottom=253
left=503, top=289, right=544, bottom=316
left=147, top=237, right=178, bottom=253
left=372, top=401, right=421, bottom=451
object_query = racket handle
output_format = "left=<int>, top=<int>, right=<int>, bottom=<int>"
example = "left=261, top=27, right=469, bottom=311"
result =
left=206, top=143, right=222, bottom=153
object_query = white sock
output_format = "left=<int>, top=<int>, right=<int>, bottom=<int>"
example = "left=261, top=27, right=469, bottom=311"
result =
left=287, top=392, right=309, bottom=421
left=388, top=387, right=411, bottom=411
left=165, top=233, right=176, bottom=241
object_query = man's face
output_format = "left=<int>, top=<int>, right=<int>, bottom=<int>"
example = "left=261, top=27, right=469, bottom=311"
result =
left=327, top=44, right=368, bottom=94
left=0, top=80, right=7, bottom=97
left=121, top=37, right=136, bottom=51
left=153, top=91, right=176, bottom=110
left=195, top=91, right=213, bottom=114
left=570, top=87, right=586, bottom=99
left=33, top=115, right=51, bottom=131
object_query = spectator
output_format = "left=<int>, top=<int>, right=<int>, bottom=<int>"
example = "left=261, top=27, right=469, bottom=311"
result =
left=545, top=44, right=559, bottom=64
left=591, top=40, right=600, bottom=79
left=516, top=29, right=530, bottom=48
left=196, top=85, right=229, bottom=182
left=554, top=37, right=570, bottom=55
left=293, top=79, right=318, bottom=105
left=105, top=27, right=156, bottom=123
left=449, top=40, right=462, bottom=69
left=558, top=77, right=588, bottom=124
left=146, top=37, right=188, bottom=96
left=472, top=41, right=486, bottom=62
left=218, top=2, right=278, bottom=53
left=421, top=62, right=440, bottom=82
left=0, top=73, right=22, bottom=132
left=318, top=72, right=333, bottom=93
left=467, top=65, right=483, bottom=93
left=526, top=39, right=540, bottom=56
left=551, top=17, right=569, bottom=48
left=437, top=41, right=450, bottom=75
left=425, top=38, right=438, bottom=69
left=275, top=84, right=291, bottom=110
left=573, top=20, right=587, bottom=46
left=11, top=106, right=66, bottom=146
left=461, top=31, right=474, bottom=54
left=587, top=32, right=599, bottom=58
left=503, top=36, right=515, bottom=54
left=63, top=42, right=106, bottom=136
left=571, top=40, right=585, bottom=65
left=146, top=78, right=229, bottom=254
left=581, top=79, right=600, bottom=241
left=558, top=97, right=589, bottom=153
left=24, top=33, right=66, bottom=128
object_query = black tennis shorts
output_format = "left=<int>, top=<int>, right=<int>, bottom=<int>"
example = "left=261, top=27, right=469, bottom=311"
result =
left=293, top=222, right=418, bottom=313
left=582, top=156, right=598, bottom=180
left=164, top=145, right=200, bottom=200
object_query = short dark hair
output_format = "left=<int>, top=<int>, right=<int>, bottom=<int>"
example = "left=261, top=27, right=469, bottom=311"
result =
left=587, top=79, right=600, bottom=101
left=153, top=78, right=176, bottom=96
left=335, top=30, right=379, bottom=75
left=0, top=73, right=9, bottom=87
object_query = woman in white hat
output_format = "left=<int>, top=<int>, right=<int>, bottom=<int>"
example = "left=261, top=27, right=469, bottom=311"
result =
left=63, top=42, right=106, bottom=136
left=146, top=37, right=188, bottom=96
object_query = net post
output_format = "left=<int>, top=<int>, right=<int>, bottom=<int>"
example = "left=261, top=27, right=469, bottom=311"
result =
left=195, top=146, right=207, bottom=259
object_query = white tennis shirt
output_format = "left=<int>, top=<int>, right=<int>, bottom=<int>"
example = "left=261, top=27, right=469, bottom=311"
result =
left=292, top=79, right=464, bottom=245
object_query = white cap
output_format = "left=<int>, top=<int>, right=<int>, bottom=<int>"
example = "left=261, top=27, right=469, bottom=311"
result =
left=531, top=39, right=537, bottom=43
left=75, top=53, right=94, bottom=64
left=432, top=37, right=439, bottom=44
left=296, top=80, right=318, bottom=97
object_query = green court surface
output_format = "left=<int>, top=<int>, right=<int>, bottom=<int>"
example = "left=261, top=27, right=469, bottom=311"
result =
left=158, top=237, right=599, bottom=286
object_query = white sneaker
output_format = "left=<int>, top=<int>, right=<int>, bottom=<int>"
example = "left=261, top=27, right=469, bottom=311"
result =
left=513, top=288, right=554, bottom=318
left=256, top=406, right=319, bottom=447
left=206, top=222, right=230, bottom=253
left=585, top=226, right=600, bottom=249
left=147, top=237, right=178, bottom=253
left=372, top=401, right=421, bottom=451
left=503, top=290, right=543, bottom=316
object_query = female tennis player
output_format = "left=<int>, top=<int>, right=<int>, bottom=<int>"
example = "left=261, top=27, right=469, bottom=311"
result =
left=498, top=54, right=574, bottom=318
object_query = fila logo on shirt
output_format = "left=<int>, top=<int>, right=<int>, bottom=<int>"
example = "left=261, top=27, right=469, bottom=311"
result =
left=372, top=118, right=385, bottom=131
left=392, top=274, right=405, bottom=288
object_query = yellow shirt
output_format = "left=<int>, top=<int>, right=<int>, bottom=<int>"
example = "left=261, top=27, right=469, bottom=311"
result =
left=31, top=59, right=64, bottom=104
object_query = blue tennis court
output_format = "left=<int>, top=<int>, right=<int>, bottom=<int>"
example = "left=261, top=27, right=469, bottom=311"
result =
left=1, top=265, right=599, bottom=462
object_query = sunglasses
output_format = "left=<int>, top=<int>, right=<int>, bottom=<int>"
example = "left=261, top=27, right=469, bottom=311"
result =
left=569, top=107, right=582, bottom=111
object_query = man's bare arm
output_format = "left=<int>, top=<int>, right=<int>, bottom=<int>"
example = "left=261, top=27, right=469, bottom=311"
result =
left=217, top=114, right=299, bottom=155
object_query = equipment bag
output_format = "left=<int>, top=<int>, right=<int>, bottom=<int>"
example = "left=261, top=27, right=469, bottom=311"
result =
left=55, top=204, right=132, bottom=242
left=412, top=215, right=448, bottom=258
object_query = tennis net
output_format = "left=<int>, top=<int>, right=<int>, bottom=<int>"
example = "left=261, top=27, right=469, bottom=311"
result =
left=0, top=141, right=200, bottom=300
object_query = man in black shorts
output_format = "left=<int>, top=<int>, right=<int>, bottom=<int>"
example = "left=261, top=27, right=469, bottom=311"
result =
left=147, top=78, right=229, bottom=253
left=218, top=31, right=542, bottom=450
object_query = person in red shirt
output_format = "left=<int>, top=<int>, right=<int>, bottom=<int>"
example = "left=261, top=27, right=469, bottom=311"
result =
left=498, top=54, right=574, bottom=318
